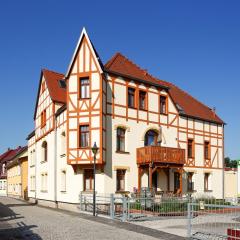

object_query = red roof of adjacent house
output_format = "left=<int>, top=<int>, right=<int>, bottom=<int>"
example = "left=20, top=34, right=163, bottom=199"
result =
left=0, top=146, right=26, bottom=163
left=105, top=53, right=224, bottom=124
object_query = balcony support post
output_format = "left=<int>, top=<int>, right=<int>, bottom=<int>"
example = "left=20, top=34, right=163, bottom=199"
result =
left=148, top=163, right=153, bottom=189
left=137, top=165, right=142, bottom=192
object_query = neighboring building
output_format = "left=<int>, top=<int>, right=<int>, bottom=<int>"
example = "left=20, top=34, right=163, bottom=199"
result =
left=0, top=147, right=25, bottom=196
left=27, top=28, right=224, bottom=209
left=7, top=146, right=28, bottom=199
left=224, top=168, right=237, bottom=198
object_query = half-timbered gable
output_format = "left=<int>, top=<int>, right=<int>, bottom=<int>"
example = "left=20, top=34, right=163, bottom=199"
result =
left=65, top=28, right=106, bottom=167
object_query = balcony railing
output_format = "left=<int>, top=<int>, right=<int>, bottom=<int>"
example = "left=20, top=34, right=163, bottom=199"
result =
left=137, top=146, right=185, bottom=165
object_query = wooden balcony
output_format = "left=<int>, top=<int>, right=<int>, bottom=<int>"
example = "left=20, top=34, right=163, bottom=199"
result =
left=137, top=146, right=185, bottom=165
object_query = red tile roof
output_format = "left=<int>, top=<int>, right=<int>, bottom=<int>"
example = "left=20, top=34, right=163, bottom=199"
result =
left=0, top=146, right=26, bottom=163
left=42, top=69, right=66, bottom=104
left=34, top=69, right=66, bottom=119
left=105, top=53, right=224, bottom=124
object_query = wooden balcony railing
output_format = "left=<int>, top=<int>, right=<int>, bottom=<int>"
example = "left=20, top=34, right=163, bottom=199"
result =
left=137, top=146, right=185, bottom=165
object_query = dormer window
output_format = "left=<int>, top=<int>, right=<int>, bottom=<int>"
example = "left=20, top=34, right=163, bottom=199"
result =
left=80, top=77, right=90, bottom=99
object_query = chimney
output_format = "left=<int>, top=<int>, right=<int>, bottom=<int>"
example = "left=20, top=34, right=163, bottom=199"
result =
left=212, top=107, right=216, bottom=117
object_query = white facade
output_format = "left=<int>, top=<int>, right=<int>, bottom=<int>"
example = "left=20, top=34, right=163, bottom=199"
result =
left=28, top=28, right=224, bottom=208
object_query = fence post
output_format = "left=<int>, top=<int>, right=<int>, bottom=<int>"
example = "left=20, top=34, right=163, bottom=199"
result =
left=187, top=203, right=192, bottom=238
left=79, top=192, right=82, bottom=211
left=122, top=196, right=127, bottom=222
left=110, top=194, right=114, bottom=219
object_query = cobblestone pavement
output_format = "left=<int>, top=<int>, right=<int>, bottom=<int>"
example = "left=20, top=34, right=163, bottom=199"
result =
left=0, top=197, right=184, bottom=240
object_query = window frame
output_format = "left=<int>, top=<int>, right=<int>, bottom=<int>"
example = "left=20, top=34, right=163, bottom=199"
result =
left=116, top=169, right=126, bottom=192
left=79, top=77, right=90, bottom=99
left=160, top=95, right=168, bottom=115
left=41, top=109, right=47, bottom=128
left=187, top=139, right=194, bottom=159
left=41, top=141, right=48, bottom=162
left=84, top=169, right=94, bottom=191
left=116, top=127, right=126, bottom=152
left=204, top=141, right=211, bottom=160
left=79, top=124, right=90, bottom=148
left=204, top=173, right=210, bottom=191
left=139, top=90, right=147, bottom=110
left=127, top=87, right=136, bottom=108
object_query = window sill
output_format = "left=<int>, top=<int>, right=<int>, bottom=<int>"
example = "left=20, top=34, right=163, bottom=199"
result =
left=78, top=147, right=90, bottom=150
left=40, top=161, right=47, bottom=164
left=82, top=190, right=94, bottom=194
left=60, top=190, right=67, bottom=193
left=115, top=151, right=130, bottom=154
left=204, top=190, right=213, bottom=193
left=187, top=190, right=196, bottom=193
left=30, top=165, right=35, bottom=168
left=41, top=190, right=48, bottom=193
left=60, top=154, right=66, bottom=158
left=160, top=113, right=168, bottom=116
left=79, top=97, right=91, bottom=100
left=128, top=106, right=136, bottom=109
left=139, top=108, right=147, bottom=112
left=30, top=190, right=35, bottom=192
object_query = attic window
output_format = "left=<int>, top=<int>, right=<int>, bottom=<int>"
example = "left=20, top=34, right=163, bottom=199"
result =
left=58, top=79, right=66, bottom=89
left=176, top=103, right=185, bottom=114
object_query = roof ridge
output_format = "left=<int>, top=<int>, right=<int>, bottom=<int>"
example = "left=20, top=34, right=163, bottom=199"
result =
left=42, top=68, right=64, bottom=76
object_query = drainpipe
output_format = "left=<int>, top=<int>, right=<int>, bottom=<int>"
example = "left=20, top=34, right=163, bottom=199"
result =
left=35, top=144, right=37, bottom=203
left=222, top=124, right=225, bottom=199
left=54, top=117, right=58, bottom=207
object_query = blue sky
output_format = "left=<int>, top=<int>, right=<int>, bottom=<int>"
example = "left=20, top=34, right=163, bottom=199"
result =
left=0, top=1, right=239, bottom=159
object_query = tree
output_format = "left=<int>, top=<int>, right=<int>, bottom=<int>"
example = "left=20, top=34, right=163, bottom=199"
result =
left=224, top=157, right=238, bottom=168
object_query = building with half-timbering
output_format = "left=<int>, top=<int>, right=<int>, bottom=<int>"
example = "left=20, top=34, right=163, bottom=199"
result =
left=27, top=28, right=225, bottom=209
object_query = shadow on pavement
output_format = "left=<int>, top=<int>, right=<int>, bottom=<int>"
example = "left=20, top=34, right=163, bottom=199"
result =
left=0, top=201, right=42, bottom=240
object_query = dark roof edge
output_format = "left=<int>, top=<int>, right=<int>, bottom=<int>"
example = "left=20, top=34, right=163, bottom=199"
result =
left=26, top=130, right=35, bottom=140
left=179, top=113, right=225, bottom=125
left=55, top=104, right=67, bottom=117
left=104, top=69, right=169, bottom=90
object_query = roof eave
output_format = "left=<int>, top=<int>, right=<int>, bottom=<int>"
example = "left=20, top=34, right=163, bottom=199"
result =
left=179, top=113, right=225, bottom=125
left=104, top=69, right=169, bottom=90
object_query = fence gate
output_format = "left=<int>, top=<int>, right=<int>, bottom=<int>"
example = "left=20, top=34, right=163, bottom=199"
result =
left=187, top=202, right=240, bottom=239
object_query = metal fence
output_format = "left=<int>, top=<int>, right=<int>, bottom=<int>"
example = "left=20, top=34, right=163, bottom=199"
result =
left=187, top=201, right=240, bottom=239
left=79, top=192, right=192, bottom=221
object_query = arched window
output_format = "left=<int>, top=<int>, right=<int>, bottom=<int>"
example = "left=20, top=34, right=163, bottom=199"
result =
left=116, top=127, right=126, bottom=152
left=42, top=141, right=48, bottom=162
left=144, top=130, right=158, bottom=146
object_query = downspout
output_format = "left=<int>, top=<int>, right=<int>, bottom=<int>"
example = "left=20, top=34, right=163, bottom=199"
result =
left=54, top=117, right=58, bottom=207
left=35, top=144, right=37, bottom=203
left=222, top=124, right=225, bottom=199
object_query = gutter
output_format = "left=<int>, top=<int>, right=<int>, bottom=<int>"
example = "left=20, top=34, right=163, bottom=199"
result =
left=104, top=69, right=169, bottom=90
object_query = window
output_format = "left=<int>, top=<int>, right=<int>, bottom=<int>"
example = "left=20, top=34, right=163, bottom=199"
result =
left=187, top=172, right=194, bottom=192
left=128, top=87, right=135, bottom=108
left=31, top=150, right=35, bottom=166
left=160, top=96, right=167, bottom=114
left=41, top=173, right=48, bottom=192
left=80, top=77, right=90, bottom=99
left=187, top=139, right=194, bottom=158
left=42, top=141, right=48, bottom=162
left=61, top=132, right=66, bottom=155
left=139, top=91, right=147, bottom=110
left=79, top=125, right=89, bottom=148
left=61, top=170, right=66, bottom=192
left=204, top=173, right=210, bottom=191
left=116, top=170, right=126, bottom=192
left=30, top=176, right=36, bottom=191
left=204, top=141, right=210, bottom=159
left=84, top=169, right=93, bottom=191
left=144, top=130, right=158, bottom=146
left=116, top=128, right=126, bottom=152
left=41, top=109, right=46, bottom=128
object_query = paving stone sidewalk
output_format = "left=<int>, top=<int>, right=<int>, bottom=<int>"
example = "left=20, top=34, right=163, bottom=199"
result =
left=0, top=197, right=186, bottom=240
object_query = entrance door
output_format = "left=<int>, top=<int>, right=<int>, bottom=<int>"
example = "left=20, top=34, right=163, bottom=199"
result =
left=174, top=172, right=180, bottom=193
